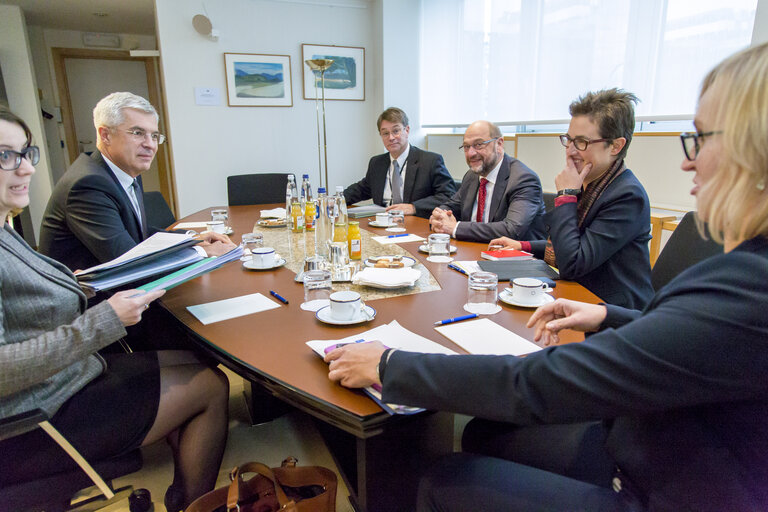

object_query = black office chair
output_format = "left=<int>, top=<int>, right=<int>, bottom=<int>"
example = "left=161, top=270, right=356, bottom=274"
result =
left=0, top=409, right=147, bottom=512
left=227, top=173, right=295, bottom=206
left=651, top=211, right=722, bottom=291
left=143, top=191, right=176, bottom=229
left=542, top=192, right=556, bottom=213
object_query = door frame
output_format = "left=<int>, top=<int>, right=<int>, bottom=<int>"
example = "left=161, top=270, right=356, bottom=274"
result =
left=51, top=47, right=177, bottom=215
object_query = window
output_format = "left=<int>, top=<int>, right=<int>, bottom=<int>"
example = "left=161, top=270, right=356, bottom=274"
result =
left=421, top=0, right=757, bottom=127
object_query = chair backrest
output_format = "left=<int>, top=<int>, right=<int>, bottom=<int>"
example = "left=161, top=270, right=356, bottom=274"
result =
left=542, top=192, right=556, bottom=213
left=143, top=191, right=176, bottom=229
left=651, top=211, right=722, bottom=291
left=227, top=173, right=296, bottom=206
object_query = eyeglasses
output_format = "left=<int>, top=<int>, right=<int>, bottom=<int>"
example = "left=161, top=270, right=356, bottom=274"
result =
left=559, top=134, right=611, bottom=151
left=124, top=129, right=166, bottom=145
left=380, top=127, right=404, bottom=138
left=680, top=131, right=722, bottom=161
left=459, top=137, right=500, bottom=152
left=0, top=146, right=40, bottom=171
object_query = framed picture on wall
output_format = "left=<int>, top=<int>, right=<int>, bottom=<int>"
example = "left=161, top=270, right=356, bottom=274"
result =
left=301, top=44, right=365, bottom=101
left=223, top=53, right=293, bottom=107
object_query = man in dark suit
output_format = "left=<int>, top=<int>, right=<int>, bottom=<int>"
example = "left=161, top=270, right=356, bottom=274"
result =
left=343, top=107, right=457, bottom=218
left=39, top=92, right=232, bottom=271
left=430, top=120, right=546, bottom=243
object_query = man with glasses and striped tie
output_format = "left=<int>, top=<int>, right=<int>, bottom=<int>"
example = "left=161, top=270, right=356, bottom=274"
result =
left=430, top=120, right=546, bottom=243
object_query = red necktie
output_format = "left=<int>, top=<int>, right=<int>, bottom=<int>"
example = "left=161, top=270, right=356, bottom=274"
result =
left=476, top=178, right=488, bottom=222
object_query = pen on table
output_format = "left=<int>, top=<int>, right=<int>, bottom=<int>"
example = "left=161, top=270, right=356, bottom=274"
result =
left=270, top=290, right=289, bottom=304
left=447, top=263, right=468, bottom=276
left=434, top=313, right=478, bottom=326
left=387, top=233, right=409, bottom=238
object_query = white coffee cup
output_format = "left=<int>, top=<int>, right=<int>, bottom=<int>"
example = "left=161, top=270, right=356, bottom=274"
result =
left=329, top=290, right=361, bottom=321
left=251, top=247, right=276, bottom=267
left=206, top=220, right=226, bottom=234
left=375, top=212, right=391, bottom=225
left=511, top=277, right=552, bottom=304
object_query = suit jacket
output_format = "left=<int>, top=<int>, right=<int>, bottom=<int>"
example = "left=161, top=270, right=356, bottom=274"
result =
left=382, top=236, right=768, bottom=512
left=39, top=151, right=157, bottom=271
left=0, top=224, right=125, bottom=425
left=343, top=146, right=457, bottom=218
left=530, top=169, right=653, bottom=309
left=440, top=154, right=546, bottom=242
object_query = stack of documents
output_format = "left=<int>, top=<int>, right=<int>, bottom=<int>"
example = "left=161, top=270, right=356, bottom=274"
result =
left=434, top=318, right=541, bottom=356
left=136, top=244, right=244, bottom=293
left=347, top=204, right=386, bottom=218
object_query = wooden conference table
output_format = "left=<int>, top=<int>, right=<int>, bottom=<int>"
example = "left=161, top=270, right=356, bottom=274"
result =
left=160, top=204, right=601, bottom=512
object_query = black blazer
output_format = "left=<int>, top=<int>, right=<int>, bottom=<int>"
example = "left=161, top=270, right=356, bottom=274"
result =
left=343, top=145, right=457, bottom=218
left=38, top=151, right=156, bottom=271
left=530, top=169, right=653, bottom=309
left=440, top=154, right=546, bottom=243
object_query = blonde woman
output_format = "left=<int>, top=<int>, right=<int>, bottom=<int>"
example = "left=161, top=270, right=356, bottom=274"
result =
left=325, top=43, right=768, bottom=511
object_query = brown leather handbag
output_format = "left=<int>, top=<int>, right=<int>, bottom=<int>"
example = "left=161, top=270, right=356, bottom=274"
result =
left=185, top=457, right=337, bottom=512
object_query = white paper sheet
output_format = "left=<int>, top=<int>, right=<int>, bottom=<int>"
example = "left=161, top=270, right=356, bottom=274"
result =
left=186, top=292, right=281, bottom=325
left=77, top=232, right=196, bottom=276
left=372, top=234, right=425, bottom=245
left=173, top=221, right=209, bottom=229
left=435, top=318, right=541, bottom=356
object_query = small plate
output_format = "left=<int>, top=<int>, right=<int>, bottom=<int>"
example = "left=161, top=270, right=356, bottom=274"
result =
left=368, top=220, right=396, bottom=228
left=499, top=290, right=555, bottom=308
left=418, top=244, right=457, bottom=254
left=257, top=219, right=287, bottom=228
left=242, top=257, right=287, bottom=270
left=206, top=227, right=234, bottom=235
left=364, top=256, right=416, bottom=268
left=315, top=305, right=377, bottom=325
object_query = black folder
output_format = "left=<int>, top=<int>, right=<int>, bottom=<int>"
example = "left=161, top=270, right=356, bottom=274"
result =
left=477, top=259, right=560, bottom=281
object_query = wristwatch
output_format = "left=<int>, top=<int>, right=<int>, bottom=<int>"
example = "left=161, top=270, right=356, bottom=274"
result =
left=556, top=188, right=582, bottom=197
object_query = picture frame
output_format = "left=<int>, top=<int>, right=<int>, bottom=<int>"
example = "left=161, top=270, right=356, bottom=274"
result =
left=301, top=44, right=365, bottom=101
left=223, top=53, right=293, bottom=107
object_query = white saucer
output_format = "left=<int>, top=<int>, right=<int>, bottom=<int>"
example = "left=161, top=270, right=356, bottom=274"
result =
left=385, top=227, right=406, bottom=232
left=315, top=305, right=377, bottom=325
left=369, top=220, right=396, bottom=228
left=242, top=257, right=286, bottom=270
left=419, top=244, right=457, bottom=254
left=364, top=256, right=416, bottom=268
left=427, top=255, right=454, bottom=263
left=499, top=290, right=555, bottom=308
left=463, top=304, right=503, bottom=315
left=206, top=227, right=234, bottom=235
left=301, top=299, right=330, bottom=312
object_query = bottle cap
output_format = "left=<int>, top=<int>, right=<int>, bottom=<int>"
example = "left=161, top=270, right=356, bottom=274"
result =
left=349, top=221, right=359, bottom=226
left=335, top=185, right=344, bottom=192
left=318, top=187, right=326, bottom=193
left=303, top=174, right=309, bottom=178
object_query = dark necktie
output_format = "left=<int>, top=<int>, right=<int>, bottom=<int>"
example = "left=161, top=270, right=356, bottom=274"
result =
left=132, top=179, right=148, bottom=238
left=476, top=178, right=489, bottom=222
left=391, top=160, right=403, bottom=205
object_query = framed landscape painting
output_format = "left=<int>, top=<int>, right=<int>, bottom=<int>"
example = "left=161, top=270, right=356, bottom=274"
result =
left=301, top=44, right=365, bottom=101
left=224, top=53, right=293, bottom=107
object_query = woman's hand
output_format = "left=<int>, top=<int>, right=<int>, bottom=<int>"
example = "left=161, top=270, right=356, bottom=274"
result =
left=488, top=237, right=521, bottom=250
left=324, top=341, right=387, bottom=388
left=555, top=154, right=591, bottom=191
left=526, top=298, right=607, bottom=346
left=107, top=289, right=166, bottom=326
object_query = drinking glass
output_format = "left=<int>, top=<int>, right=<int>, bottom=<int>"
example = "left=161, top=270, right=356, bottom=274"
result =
left=211, top=208, right=229, bottom=230
left=386, top=209, right=406, bottom=232
left=241, top=232, right=264, bottom=258
left=465, top=271, right=500, bottom=315
left=302, top=269, right=332, bottom=312
left=427, top=233, right=452, bottom=263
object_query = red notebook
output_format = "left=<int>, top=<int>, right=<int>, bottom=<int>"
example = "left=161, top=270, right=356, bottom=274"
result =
left=480, top=248, right=533, bottom=261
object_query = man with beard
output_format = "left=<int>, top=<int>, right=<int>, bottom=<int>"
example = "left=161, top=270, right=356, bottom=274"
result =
left=430, top=120, right=546, bottom=243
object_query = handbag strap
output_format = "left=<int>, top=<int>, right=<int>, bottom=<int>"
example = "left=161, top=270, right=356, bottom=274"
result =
left=227, top=462, right=297, bottom=511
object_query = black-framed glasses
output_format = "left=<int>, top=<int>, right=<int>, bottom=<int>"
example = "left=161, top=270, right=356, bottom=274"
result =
left=0, top=146, right=40, bottom=171
left=559, top=134, right=611, bottom=151
left=124, top=129, right=166, bottom=145
left=459, top=137, right=500, bottom=152
left=680, top=131, right=722, bottom=161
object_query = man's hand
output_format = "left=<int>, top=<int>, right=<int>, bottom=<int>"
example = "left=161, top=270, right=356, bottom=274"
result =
left=555, top=154, right=591, bottom=191
left=197, top=231, right=236, bottom=257
left=107, top=289, right=166, bottom=327
left=429, top=208, right=456, bottom=235
left=386, top=203, right=416, bottom=215
left=489, top=237, right=521, bottom=250
left=526, top=298, right=607, bottom=346
left=324, top=341, right=387, bottom=388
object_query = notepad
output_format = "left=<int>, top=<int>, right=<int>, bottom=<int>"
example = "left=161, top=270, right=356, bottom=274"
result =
left=435, top=318, right=541, bottom=356
left=186, top=293, right=280, bottom=325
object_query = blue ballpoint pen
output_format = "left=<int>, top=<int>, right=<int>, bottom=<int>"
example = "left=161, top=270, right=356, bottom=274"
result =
left=434, top=313, right=478, bottom=326
left=386, top=233, right=409, bottom=238
left=447, top=263, right=468, bottom=276
left=269, top=290, right=289, bottom=304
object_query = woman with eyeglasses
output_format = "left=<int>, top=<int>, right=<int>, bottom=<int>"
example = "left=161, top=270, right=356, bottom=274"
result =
left=490, top=89, right=654, bottom=309
left=325, top=44, right=768, bottom=511
left=0, top=106, right=229, bottom=511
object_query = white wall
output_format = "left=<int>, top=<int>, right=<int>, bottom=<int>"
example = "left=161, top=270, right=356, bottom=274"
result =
left=0, top=5, right=54, bottom=243
left=155, top=0, right=382, bottom=216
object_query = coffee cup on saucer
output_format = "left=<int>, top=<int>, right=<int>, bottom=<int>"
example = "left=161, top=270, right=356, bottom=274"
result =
left=329, top=290, right=361, bottom=321
left=510, top=277, right=552, bottom=305
left=251, top=247, right=276, bottom=268
left=375, top=212, right=391, bottom=225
